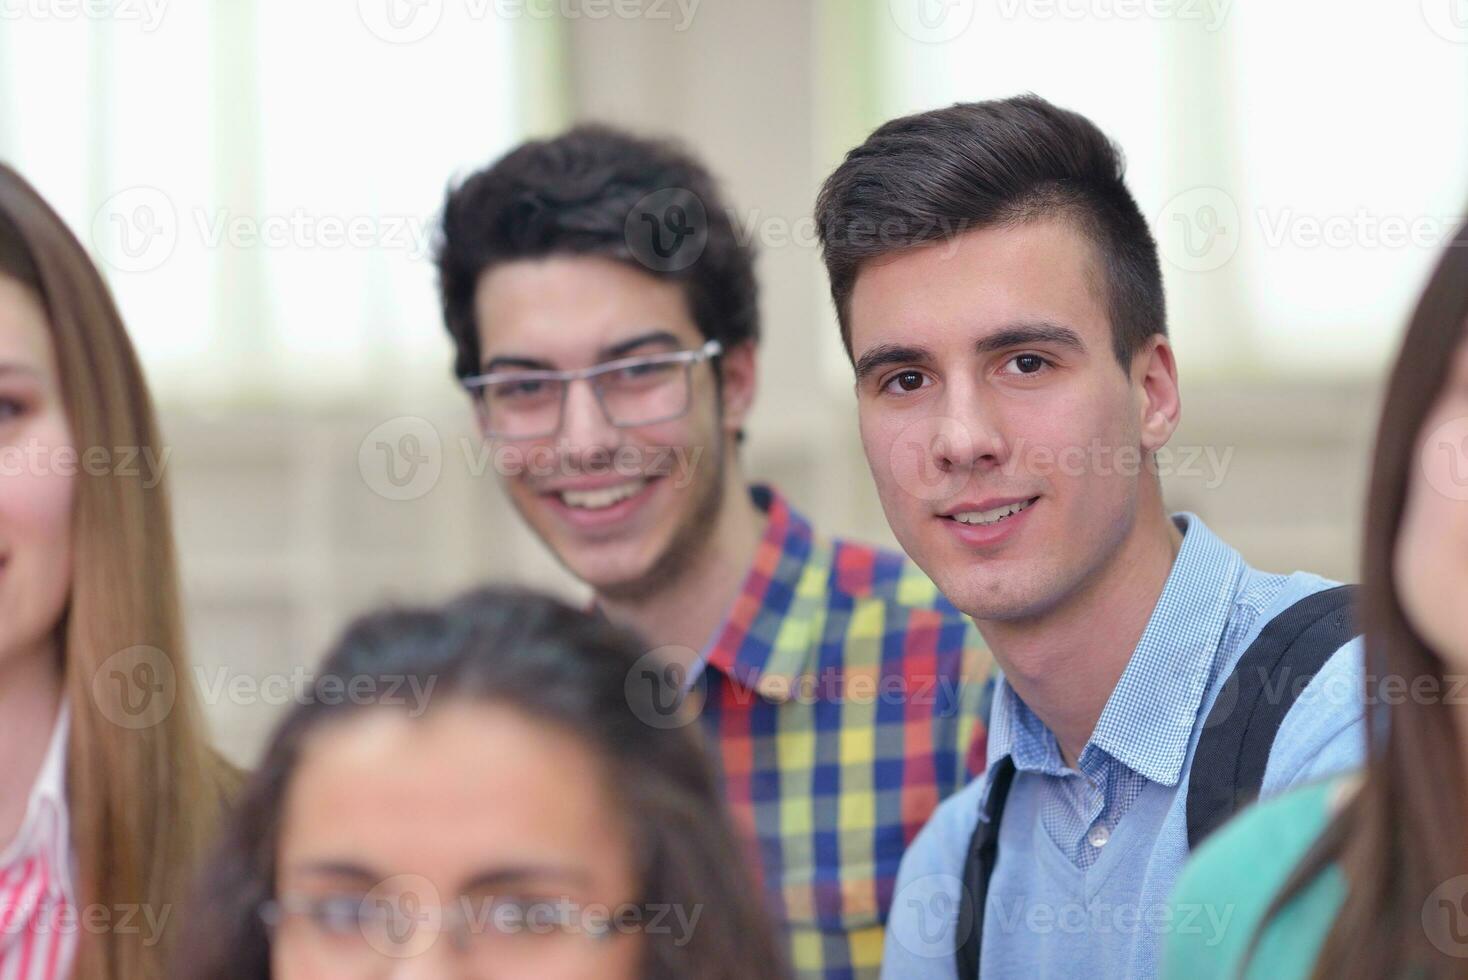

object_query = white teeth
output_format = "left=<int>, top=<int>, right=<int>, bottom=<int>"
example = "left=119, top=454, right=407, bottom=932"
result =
left=951, top=498, right=1035, bottom=526
left=558, top=480, right=646, bottom=510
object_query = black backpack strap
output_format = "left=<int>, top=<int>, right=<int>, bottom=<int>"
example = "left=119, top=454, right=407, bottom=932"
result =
left=1186, top=584, right=1359, bottom=850
left=955, top=756, right=1016, bottom=980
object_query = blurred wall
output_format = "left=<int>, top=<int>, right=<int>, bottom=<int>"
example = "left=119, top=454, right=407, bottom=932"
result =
left=6, top=2, right=1448, bottom=765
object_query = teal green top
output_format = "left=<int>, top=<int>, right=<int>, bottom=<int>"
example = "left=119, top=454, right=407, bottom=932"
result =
left=1162, top=775, right=1354, bottom=979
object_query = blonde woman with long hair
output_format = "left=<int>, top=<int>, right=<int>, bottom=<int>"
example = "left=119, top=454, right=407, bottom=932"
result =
left=0, top=164, right=234, bottom=979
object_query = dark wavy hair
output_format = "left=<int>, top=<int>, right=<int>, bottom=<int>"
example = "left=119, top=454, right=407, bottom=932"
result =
left=172, top=588, right=789, bottom=980
left=1248, top=220, right=1468, bottom=977
left=433, top=123, right=759, bottom=381
left=815, top=93, right=1165, bottom=368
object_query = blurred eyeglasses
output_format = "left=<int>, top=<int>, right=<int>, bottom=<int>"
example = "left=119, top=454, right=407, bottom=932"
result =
left=461, top=339, right=723, bottom=440
left=259, top=891, right=629, bottom=971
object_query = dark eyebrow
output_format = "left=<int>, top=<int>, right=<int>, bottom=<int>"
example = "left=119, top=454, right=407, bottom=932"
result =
left=0, top=363, right=41, bottom=378
left=287, top=861, right=380, bottom=884
left=479, top=330, right=685, bottom=375
left=481, top=355, right=553, bottom=373
left=854, top=344, right=932, bottom=383
left=459, top=864, right=592, bottom=893
left=974, top=323, right=1087, bottom=356
left=600, top=330, right=683, bottom=360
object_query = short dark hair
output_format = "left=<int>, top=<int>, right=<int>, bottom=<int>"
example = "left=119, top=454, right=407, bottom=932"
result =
left=174, top=588, right=791, bottom=980
left=814, top=94, right=1166, bottom=368
left=434, top=124, right=759, bottom=380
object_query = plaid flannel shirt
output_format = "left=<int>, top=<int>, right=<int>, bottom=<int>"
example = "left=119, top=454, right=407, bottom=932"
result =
left=693, top=485, right=992, bottom=980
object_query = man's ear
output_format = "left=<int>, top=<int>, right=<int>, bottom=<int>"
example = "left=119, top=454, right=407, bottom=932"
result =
left=1134, top=334, right=1181, bottom=453
left=717, top=339, right=759, bottom=435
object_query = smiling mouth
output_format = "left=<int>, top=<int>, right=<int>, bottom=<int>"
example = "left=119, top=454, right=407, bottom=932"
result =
left=945, top=497, right=1039, bottom=527
left=548, top=477, right=652, bottom=511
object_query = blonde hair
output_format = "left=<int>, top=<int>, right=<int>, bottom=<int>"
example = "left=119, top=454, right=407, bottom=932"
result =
left=0, top=164, right=236, bottom=980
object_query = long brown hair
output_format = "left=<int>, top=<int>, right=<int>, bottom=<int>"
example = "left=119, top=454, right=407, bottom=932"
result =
left=0, top=164, right=235, bottom=979
left=1253, top=221, right=1468, bottom=977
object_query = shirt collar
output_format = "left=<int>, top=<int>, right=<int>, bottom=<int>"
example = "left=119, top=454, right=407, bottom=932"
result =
left=0, top=698, right=73, bottom=903
left=983, top=514, right=1245, bottom=797
left=704, top=484, right=829, bottom=703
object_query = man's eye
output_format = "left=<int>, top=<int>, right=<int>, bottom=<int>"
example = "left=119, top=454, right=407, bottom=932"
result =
left=1004, top=354, right=1050, bottom=376
left=883, top=371, right=929, bottom=394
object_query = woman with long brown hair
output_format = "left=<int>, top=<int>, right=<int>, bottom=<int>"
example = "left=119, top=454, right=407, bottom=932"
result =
left=173, top=587, right=790, bottom=980
left=1163, top=219, right=1468, bottom=978
left=0, top=164, right=234, bottom=979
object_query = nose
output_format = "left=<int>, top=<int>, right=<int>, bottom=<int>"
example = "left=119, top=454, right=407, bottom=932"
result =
left=932, top=379, right=1009, bottom=474
left=557, top=376, right=622, bottom=455
left=386, top=933, right=479, bottom=980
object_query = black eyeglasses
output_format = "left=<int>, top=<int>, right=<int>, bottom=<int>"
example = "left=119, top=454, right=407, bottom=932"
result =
left=461, top=339, right=723, bottom=440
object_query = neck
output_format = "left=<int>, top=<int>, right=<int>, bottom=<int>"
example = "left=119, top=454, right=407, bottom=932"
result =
left=594, top=471, right=766, bottom=678
left=979, top=501, right=1184, bottom=768
left=0, top=634, right=64, bottom=851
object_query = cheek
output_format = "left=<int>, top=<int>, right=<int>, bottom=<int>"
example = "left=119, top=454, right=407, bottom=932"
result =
left=0, top=426, right=77, bottom=646
left=1, top=425, right=76, bottom=559
left=1395, top=468, right=1468, bottom=664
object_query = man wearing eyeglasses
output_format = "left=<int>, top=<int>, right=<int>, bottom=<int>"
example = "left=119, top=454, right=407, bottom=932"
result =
left=432, top=125, right=992, bottom=980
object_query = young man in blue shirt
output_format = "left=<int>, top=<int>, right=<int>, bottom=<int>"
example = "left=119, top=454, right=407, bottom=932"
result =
left=813, top=95, right=1366, bottom=978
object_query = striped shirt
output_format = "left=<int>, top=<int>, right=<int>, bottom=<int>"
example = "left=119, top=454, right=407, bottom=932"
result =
left=694, top=486, right=992, bottom=980
left=0, top=701, right=74, bottom=980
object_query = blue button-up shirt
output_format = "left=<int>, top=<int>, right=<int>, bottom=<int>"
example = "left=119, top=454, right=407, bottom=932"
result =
left=881, top=514, right=1365, bottom=979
